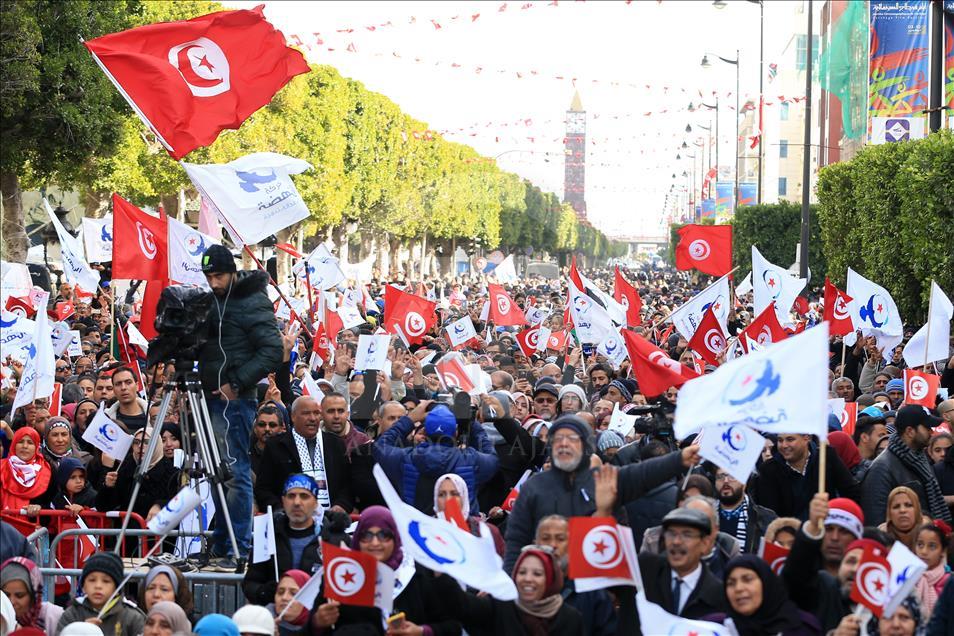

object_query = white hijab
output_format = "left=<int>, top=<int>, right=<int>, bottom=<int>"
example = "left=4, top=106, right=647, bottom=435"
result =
left=433, top=473, right=470, bottom=518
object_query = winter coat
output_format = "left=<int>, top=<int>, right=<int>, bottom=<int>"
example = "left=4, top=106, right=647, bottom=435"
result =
left=244, top=512, right=323, bottom=605
left=373, top=415, right=498, bottom=514
left=198, top=269, right=284, bottom=398
left=781, top=525, right=850, bottom=634
left=624, top=479, right=677, bottom=550
left=861, top=445, right=933, bottom=526
left=95, top=455, right=179, bottom=517
left=503, top=449, right=686, bottom=572
left=637, top=552, right=727, bottom=624
left=55, top=595, right=145, bottom=636
left=754, top=445, right=860, bottom=520
left=254, top=430, right=354, bottom=513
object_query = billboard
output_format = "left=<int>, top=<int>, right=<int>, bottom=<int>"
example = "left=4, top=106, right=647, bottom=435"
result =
left=738, top=182, right=757, bottom=207
left=715, top=182, right=734, bottom=218
left=701, top=199, right=716, bottom=219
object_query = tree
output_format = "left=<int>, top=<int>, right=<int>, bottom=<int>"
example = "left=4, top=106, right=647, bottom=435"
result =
left=1, top=0, right=142, bottom=261
left=731, top=202, right=826, bottom=283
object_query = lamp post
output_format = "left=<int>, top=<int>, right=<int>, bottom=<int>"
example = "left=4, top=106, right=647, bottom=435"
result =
left=702, top=50, right=740, bottom=214
left=799, top=0, right=814, bottom=282
left=690, top=98, right=720, bottom=185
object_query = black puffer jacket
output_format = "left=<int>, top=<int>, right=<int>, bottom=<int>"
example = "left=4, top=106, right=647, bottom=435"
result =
left=199, top=269, right=283, bottom=398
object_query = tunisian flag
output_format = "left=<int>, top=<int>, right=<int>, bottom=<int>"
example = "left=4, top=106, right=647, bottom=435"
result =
left=321, top=541, right=377, bottom=608
left=904, top=369, right=940, bottom=408
left=675, top=225, right=733, bottom=276
left=84, top=6, right=310, bottom=160
left=739, top=303, right=788, bottom=352
left=488, top=284, right=527, bottom=327
left=613, top=267, right=642, bottom=327
left=823, top=277, right=855, bottom=336
left=687, top=305, right=728, bottom=367
left=383, top=285, right=436, bottom=345
left=112, top=194, right=168, bottom=281
left=622, top=330, right=699, bottom=398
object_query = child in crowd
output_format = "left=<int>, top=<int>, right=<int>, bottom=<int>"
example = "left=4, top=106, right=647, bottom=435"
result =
left=55, top=552, right=145, bottom=636
left=52, top=458, right=97, bottom=516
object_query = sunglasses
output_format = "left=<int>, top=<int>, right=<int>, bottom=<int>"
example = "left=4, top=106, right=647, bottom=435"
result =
left=358, top=529, right=395, bottom=543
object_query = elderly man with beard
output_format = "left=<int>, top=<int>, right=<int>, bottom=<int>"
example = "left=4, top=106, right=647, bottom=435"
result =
left=503, top=414, right=700, bottom=571
left=713, top=467, right=776, bottom=554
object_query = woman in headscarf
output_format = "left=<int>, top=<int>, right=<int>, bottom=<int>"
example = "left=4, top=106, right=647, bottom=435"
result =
left=141, top=601, right=191, bottom=636
left=95, top=427, right=179, bottom=519
left=827, top=431, right=866, bottom=481
left=0, top=428, right=52, bottom=515
left=864, top=594, right=924, bottom=636
left=704, top=554, right=821, bottom=635
left=433, top=473, right=505, bottom=556
left=267, top=569, right=310, bottom=635
left=158, top=424, right=182, bottom=461
left=878, top=486, right=930, bottom=552
left=72, top=399, right=99, bottom=453
left=41, top=417, right=90, bottom=472
left=137, top=565, right=194, bottom=620
left=430, top=544, right=582, bottom=636
left=0, top=557, right=64, bottom=635
left=312, top=506, right=459, bottom=635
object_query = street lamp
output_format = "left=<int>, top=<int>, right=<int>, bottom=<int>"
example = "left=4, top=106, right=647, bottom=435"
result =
left=702, top=50, right=740, bottom=214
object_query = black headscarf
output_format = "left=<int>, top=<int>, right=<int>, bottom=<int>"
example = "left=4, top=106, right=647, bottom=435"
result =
left=723, top=555, right=806, bottom=636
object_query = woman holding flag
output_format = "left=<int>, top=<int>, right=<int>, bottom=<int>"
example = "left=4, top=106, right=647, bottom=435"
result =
left=0, top=428, right=52, bottom=515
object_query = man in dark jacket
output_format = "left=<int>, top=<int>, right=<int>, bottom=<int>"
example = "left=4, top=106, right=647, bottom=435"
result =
left=199, top=245, right=284, bottom=568
left=374, top=401, right=499, bottom=514
left=753, top=433, right=860, bottom=520
left=713, top=466, right=776, bottom=554
left=625, top=441, right=677, bottom=550
left=244, top=474, right=323, bottom=605
left=637, top=508, right=726, bottom=628
left=254, top=396, right=354, bottom=514
left=503, top=414, right=699, bottom=571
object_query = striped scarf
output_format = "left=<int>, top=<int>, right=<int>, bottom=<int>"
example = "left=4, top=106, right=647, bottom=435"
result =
left=720, top=496, right=748, bottom=549
left=887, top=434, right=952, bottom=523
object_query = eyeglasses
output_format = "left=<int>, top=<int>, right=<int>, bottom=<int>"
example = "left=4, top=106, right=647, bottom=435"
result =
left=255, top=421, right=282, bottom=429
left=714, top=474, right=734, bottom=482
left=664, top=529, right=703, bottom=542
left=358, top=530, right=394, bottom=543
left=551, top=433, right=581, bottom=444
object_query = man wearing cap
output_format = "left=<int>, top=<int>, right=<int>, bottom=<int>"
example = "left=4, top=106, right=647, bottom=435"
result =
left=243, top=474, right=324, bottom=605
left=197, top=244, right=283, bottom=569
left=532, top=382, right=559, bottom=420
left=503, top=414, right=700, bottom=571
left=861, top=404, right=953, bottom=525
left=884, top=377, right=905, bottom=408
left=373, top=401, right=499, bottom=514
left=637, top=508, right=726, bottom=624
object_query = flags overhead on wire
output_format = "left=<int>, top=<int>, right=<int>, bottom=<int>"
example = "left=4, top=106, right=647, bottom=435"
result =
left=182, top=152, right=312, bottom=246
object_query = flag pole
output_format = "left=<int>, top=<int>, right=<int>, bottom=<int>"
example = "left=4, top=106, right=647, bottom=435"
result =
left=818, top=439, right=828, bottom=495
left=304, top=267, right=316, bottom=329
left=840, top=339, right=846, bottom=376
left=652, top=267, right=739, bottom=331
left=923, top=280, right=934, bottom=370
left=242, top=246, right=314, bottom=338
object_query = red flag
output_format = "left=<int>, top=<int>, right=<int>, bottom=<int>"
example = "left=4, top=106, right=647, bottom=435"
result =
left=54, top=301, right=75, bottom=322
left=622, top=330, right=698, bottom=398
left=839, top=402, right=858, bottom=437
left=383, top=285, right=437, bottom=345
left=4, top=296, right=36, bottom=319
left=487, top=284, right=526, bottom=327
left=323, top=306, right=344, bottom=341
left=688, top=304, right=728, bottom=367
left=275, top=243, right=303, bottom=258
left=138, top=278, right=167, bottom=341
left=84, top=6, right=310, bottom=160
left=740, top=303, right=788, bottom=352
left=112, top=194, right=168, bottom=281
left=501, top=469, right=531, bottom=512
left=850, top=544, right=890, bottom=617
left=49, top=383, right=63, bottom=417
left=758, top=539, right=790, bottom=575
left=321, top=541, right=377, bottom=607
left=442, top=495, right=469, bottom=531
left=515, top=326, right=542, bottom=358
left=568, top=517, right=636, bottom=581
left=823, top=277, right=854, bottom=336
left=674, top=224, right=733, bottom=276
left=436, top=357, right=475, bottom=392
left=312, top=321, right=332, bottom=365
left=73, top=285, right=94, bottom=303
left=546, top=330, right=569, bottom=351
left=904, top=369, right=940, bottom=408
left=613, top=267, right=642, bottom=327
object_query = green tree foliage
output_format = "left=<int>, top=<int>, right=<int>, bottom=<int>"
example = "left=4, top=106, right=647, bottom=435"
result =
left=731, top=202, right=827, bottom=283
left=817, top=130, right=954, bottom=320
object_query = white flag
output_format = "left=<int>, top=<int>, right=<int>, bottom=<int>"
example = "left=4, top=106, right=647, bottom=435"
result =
left=43, top=200, right=100, bottom=293
left=355, top=334, right=390, bottom=372
left=81, top=216, right=113, bottom=263
left=167, top=217, right=219, bottom=287
left=635, top=592, right=729, bottom=636
left=735, top=271, right=753, bottom=296
left=902, top=282, right=952, bottom=368
left=337, top=303, right=364, bottom=330
left=579, top=270, right=626, bottom=326
left=281, top=568, right=324, bottom=616
left=147, top=484, right=203, bottom=535
left=182, top=152, right=312, bottom=247
left=82, top=406, right=134, bottom=460
left=299, top=372, right=325, bottom=402
left=50, top=321, right=73, bottom=357
left=597, top=329, right=629, bottom=369
left=674, top=323, right=830, bottom=440
left=1, top=310, right=35, bottom=362
left=446, top=315, right=478, bottom=348
left=11, top=291, right=55, bottom=413
left=751, top=246, right=806, bottom=324
left=607, top=404, right=637, bottom=438
left=373, top=464, right=517, bottom=600
left=252, top=506, right=278, bottom=564
left=536, top=326, right=551, bottom=352
left=126, top=320, right=150, bottom=350
left=847, top=268, right=903, bottom=355
left=294, top=244, right=345, bottom=289
left=524, top=305, right=550, bottom=326
left=697, top=423, right=765, bottom=484
left=668, top=276, right=731, bottom=341
left=492, top=255, right=519, bottom=284
left=883, top=541, right=927, bottom=618
left=568, top=276, right=614, bottom=344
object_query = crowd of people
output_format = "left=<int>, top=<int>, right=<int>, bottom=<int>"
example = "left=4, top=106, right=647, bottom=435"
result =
left=1, top=246, right=953, bottom=636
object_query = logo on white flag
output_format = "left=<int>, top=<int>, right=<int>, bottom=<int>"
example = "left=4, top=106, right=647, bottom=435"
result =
left=327, top=556, right=367, bottom=597
left=407, top=520, right=466, bottom=565
left=688, top=239, right=711, bottom=260
left=722, top=426, right=748, bottom=451
left=859, top=294, right=891, bottom=329
left=761, top=269, right=785, bottom=300
left=137, top=222, right=158, bottom=259
left=582, top=525, right=624, bottom=569
left=724, top=360, right=781, bottom=406
left=167, top=37, right=231, bottom=97
left=184, top=231, right=208, bottom=257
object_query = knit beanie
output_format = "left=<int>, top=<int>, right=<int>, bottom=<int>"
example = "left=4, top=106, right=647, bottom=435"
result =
left=80, top=551, right=124, bottom=587
left=885, top=378, right=905, bottom=394
left=558, top=384, right=587, bottom=405
left=597, top=430, right=625, bottom=452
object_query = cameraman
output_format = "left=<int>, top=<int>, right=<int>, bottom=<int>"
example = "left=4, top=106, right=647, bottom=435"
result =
left=199, top=244, right=283, bottom=570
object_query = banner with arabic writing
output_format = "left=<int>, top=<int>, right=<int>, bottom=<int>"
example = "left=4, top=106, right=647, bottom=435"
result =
left=715, top=182, right=734, bottom=220
left=945, top=1, right=954, bottom=128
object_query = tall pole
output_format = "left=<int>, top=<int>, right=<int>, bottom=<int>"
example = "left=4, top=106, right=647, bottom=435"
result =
left=758, top=1, right=764, bottom=203
left=799, top=0, right=814, bottom=282
left=715, top=97, right=720, bottom=182
left=734, top=48, right=740, bottom=216
left=928, top=1, right=943, bottom=133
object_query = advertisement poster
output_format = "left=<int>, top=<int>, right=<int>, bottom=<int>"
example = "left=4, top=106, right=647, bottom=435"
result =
left=946, top=1, right=954, bottom=128
left=715, top=182, right=734, bottom=219
left=738, top=182, right=757, bottom=207
left=868, top=1, right=930, bottom=142
left=701, top=199, right=716, bottom=219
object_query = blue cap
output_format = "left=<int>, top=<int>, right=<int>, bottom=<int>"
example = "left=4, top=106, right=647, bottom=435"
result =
left=885, top=378, right=905, bottom=393
left=860, top=406, right=887, bottom=421
left=424, top=405, right=457, bottom=437
left=283, top=473, right=319, bottom=498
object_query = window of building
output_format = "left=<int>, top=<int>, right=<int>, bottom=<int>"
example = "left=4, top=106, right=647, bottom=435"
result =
left=778, top=177, right=788, bottom=196
left=796, top=34, right=820, bottom=71
left=780, top=103, right=790, bottom=120
left=779, top=140, right=789, bottom=158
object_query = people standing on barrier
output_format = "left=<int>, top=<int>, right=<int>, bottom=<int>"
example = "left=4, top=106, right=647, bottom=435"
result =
left=0, top=429, right=51, bottom=516
left=0, top=557, right=63, bottom=635
left=199, top=244, right=284, bottom=572
left=136, top=565, right=194, bottom=622
left=54, top=552, right=145, bottom=636
left=141, top=601, right=191, bottom=636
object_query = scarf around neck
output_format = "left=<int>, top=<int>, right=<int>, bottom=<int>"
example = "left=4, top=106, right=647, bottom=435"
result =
left=291, top=429, right=330, bottom=508
left=888, top=434, right=952, bottom=523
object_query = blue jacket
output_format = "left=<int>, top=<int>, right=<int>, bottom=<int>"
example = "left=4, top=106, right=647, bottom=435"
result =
left=373, top=415, right=499, bottom=514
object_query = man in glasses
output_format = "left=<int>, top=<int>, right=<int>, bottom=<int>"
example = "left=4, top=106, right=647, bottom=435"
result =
left=250, top=403, right=286, bottom=476
left=54, top=360, right=72, bottom=384
left=242, top=474, right=323, bottom=596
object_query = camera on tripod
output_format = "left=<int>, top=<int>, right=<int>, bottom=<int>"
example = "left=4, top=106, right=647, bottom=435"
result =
left=146, top=285, right=214, bottom=369
left=630, top=402, right=677, bottom=446
left=431, top=389, right=475, bottom=439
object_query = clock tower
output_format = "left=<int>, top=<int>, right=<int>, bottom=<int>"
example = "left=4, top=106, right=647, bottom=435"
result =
left=563, top=90, right=587, bottom=218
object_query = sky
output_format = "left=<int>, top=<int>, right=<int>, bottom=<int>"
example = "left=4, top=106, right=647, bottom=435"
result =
left=229, top=0, right=801, bottom=240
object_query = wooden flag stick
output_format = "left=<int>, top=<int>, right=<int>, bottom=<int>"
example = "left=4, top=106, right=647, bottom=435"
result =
left=818, top=439, right=828, bottom=495
left=651, top=266, right=739, bottom=331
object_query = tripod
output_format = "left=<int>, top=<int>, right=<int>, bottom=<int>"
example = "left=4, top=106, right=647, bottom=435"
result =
left=114, top=367, right=243, bottom=572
